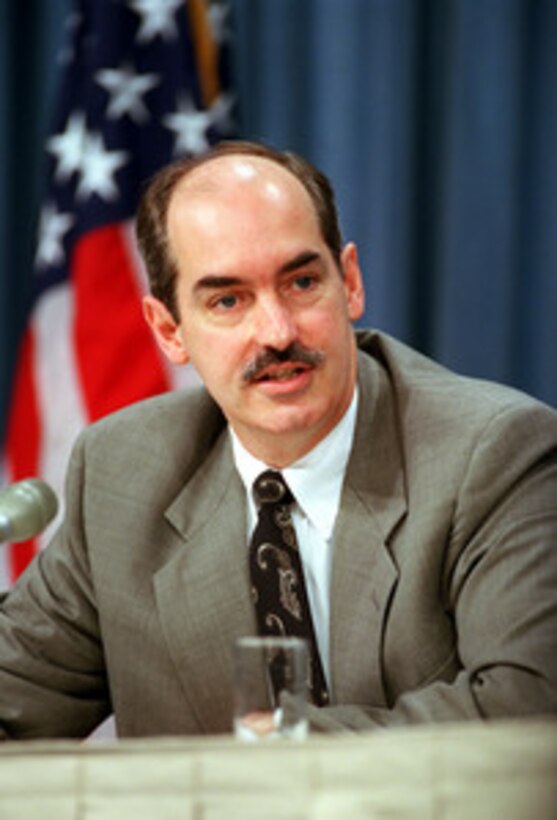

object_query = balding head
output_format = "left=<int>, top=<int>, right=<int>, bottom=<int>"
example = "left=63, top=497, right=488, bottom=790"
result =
left=135, top=142, right=343, bottom=320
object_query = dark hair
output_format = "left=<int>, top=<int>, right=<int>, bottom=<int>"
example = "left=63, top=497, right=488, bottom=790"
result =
left=135, top=141, right=344, bottom=320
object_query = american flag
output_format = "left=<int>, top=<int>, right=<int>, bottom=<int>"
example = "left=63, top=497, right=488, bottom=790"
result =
left=0, top=0, right=235, bottom=587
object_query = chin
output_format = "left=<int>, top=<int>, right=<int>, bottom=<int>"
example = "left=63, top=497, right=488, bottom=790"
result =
left=257, top=407, right=327, bottom=438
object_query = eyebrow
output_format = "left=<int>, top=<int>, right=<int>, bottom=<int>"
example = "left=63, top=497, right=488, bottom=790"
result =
left=279, top=250, right=321, bottom=274
left=193, top=250, right=323, bottom=294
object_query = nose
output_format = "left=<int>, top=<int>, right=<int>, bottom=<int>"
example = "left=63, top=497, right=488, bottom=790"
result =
left=253, top=294, right=297, bottom=351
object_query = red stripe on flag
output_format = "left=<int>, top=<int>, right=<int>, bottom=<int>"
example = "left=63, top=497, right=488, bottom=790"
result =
left=4, top=327, right=42, bottom=579
left=72, top=225, right=170, bottom=421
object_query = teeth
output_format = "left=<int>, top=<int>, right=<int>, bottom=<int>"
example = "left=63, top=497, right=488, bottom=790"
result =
left=263, top=367, right=301, bottom=382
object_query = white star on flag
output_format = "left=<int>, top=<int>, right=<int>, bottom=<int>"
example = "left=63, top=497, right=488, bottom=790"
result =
left=128, top=0, right=183, bottom=43
left=76, top=133, right=129, bottom=201
left=163, top=96, right=213, bottom=155
left=35, top=204, right=75, bottom=269
left=95, top=64, right=160, bottom=123
left=46, top=111, right=87, bottom=182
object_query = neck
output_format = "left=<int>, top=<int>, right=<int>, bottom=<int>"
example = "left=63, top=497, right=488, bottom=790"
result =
left=233, top=429, right=321, bottom=469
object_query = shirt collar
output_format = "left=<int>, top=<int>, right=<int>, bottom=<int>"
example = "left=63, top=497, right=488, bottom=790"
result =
left=231, top=388, right=359, bottom=540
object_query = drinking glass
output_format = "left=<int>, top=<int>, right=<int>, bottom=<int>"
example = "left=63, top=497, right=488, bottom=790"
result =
left=233, top=636, right=309, bottom=741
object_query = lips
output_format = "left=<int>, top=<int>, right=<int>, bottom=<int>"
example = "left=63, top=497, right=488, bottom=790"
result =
left=248, top=362, right=315, bottom=397
left=255, top=364, right=311, bottom=383
left=242, top=343, right=325, bottom=385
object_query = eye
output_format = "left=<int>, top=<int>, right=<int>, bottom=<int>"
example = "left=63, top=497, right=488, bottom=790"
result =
left=292, top=273, right=317, bottom=291
left=212, top=293, right=238, bottom=310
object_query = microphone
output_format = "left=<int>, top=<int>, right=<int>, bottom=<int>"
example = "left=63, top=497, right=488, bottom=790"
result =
left=0, top=479, right=59, bottom=543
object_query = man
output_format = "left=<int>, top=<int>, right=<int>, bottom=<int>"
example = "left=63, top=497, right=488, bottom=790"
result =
left=0, top=141, right=556, bottom=738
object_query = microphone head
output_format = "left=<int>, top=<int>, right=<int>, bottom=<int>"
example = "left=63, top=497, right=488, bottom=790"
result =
left=0, top=478, right=59, bottom=543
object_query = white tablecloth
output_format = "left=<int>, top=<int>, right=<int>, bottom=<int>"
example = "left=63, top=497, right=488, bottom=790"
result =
left=0, top=720, right=555, bottom=819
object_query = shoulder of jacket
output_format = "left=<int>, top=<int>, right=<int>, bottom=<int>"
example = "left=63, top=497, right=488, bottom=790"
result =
left=356, top=328, right=557, bottom=435
left=75, top=386, right=226, bottom=467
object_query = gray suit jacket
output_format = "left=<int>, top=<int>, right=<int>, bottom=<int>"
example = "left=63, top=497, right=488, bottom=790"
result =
left=1, top=331, right=556, bottom=738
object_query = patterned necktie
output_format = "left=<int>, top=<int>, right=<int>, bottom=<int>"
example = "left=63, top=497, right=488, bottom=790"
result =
left=249, top=469, right=329, bottom=707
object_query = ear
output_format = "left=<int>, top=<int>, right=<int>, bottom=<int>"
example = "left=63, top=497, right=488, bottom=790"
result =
left=142, top=295, right=190, bottom=365
left=340, top=242, right=365, bottom=321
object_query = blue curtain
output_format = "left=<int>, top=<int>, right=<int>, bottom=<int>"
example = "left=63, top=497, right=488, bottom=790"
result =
left=1, top=0, right=555, bottom=443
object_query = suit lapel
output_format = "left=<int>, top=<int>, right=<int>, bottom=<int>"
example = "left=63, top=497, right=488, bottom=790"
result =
left=330, top=350, right=406, bottom=706
left=154, top=432, right=256, bottom=733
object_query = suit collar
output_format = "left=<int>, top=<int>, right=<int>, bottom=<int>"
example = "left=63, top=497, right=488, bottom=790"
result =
left=329, top=348, right=406, bottom=705
left=164, top=426, right=235, bottom=541
left=349, top=346, right=407, bottom=540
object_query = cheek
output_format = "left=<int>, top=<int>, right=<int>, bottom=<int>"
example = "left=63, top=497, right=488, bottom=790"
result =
left=185, top=328, right=244, bottom=386
left=302, top=301, right=349, bottom=346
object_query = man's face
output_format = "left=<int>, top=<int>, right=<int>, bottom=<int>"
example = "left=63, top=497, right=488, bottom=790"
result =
left=143, top=156, right=364, bottom=466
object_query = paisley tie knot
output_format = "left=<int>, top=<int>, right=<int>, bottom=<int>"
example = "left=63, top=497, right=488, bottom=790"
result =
left=253, top=470, right=293, bottom=506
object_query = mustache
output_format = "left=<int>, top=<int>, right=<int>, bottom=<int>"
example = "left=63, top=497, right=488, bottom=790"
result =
left=242, top=343, right=325, bottom=383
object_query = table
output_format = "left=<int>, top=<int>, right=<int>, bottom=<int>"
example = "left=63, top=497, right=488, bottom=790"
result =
left=0, top=719, right=555, bottom=819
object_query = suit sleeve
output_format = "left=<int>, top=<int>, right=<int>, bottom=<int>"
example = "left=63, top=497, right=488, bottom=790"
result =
left=0, top=434, right=111, bottom=740
left=308, top=400, right=557, bottom=733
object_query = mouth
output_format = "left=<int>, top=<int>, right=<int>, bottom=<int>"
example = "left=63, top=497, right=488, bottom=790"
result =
left=248, top=362, right=316, bottom=397
left=254, top=364, right=312, bottom=383
left=242, top=343, right=325, bottom=392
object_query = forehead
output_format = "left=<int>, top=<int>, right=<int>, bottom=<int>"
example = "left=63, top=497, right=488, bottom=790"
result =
left=168, top=154, right=317, bottom=229
left=165, top=157, right=329, bottom=292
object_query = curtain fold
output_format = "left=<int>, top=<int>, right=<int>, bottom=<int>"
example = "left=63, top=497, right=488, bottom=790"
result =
left=0, top=0, right=70, bottom=437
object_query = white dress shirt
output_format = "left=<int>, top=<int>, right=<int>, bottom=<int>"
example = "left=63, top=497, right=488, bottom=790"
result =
left=230, top=388, right=359, bottom=687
